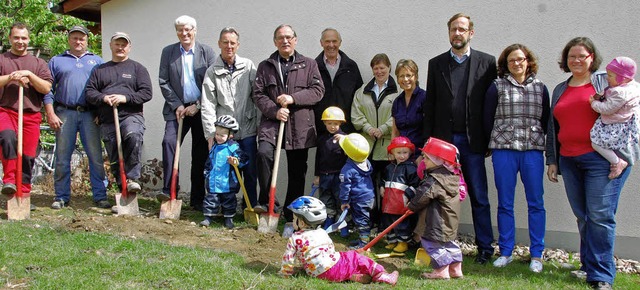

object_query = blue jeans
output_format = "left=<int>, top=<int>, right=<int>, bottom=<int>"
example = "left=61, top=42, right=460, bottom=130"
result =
left=453, top=134, right=493, bottom=253
left=492, top=149, right=545, bottom=258
left=236, top=136, right=258, bottom=207
left=53, top=107, right=107, bottom=202
left=559, top=152, right=631, bottom=284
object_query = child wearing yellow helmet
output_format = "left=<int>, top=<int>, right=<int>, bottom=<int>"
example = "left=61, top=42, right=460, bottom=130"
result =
left=338, top=133, right=375, bottom=249
left=314, top=106, right=349, bottom=234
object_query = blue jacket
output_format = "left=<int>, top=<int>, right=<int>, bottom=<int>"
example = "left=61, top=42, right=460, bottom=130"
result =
left=204, top=140, right=248, bottom=194
left=339, top=158, right=374, bottom=204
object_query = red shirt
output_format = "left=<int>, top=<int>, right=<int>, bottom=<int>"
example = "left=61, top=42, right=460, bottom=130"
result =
left=553, top=83, right=599, bottom=157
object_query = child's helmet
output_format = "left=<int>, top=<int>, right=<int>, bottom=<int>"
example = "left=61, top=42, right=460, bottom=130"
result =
left=420, top=137, right=459, bottom=166
left=387, top=136, right=415, bottom=154
left=215, top=115, right=239, bottom=132
left=339, top=133, right=370, bottom=162
left=287, top=196, right=327, bottom=226
left=321, top=106, right=346, bottom=122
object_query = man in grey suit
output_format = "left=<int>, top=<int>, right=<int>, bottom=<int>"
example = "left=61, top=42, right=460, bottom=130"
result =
left=158, top=15, right=216, bottom=211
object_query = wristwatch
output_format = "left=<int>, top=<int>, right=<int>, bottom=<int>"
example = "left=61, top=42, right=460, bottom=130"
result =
left=195, top=102, right=201, bottom=110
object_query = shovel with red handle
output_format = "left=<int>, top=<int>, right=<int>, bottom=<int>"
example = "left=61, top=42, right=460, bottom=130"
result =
left=357, top=210, right=413, bottom=253
left=7, top=85, right=30, bottom=220
left=113, top=105, right=139, bottom=215
left=160, top=117, right=183, bottom=219
left=257, top=119, right=284, bottom=233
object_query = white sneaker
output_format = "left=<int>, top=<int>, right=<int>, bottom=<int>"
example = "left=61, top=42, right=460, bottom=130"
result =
left=493, top=256, right=513, bottom=267
left=530, top=259, right=543, bottom=273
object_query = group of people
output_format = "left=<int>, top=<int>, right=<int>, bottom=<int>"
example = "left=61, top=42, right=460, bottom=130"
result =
left=0, top=11, right=636, bottom=289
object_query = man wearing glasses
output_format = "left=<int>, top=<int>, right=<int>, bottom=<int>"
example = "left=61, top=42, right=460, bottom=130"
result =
left=253, top=24, right=324, bottom=222
left=422, top=13, right=498, bottom=264
left=157, top=15, right=216, bottom=211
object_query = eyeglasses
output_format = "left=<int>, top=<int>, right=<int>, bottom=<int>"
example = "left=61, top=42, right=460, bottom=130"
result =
left=397, top=74, right=415, bottom=80
left=449, top=27, right=470, bottom=34
left=176, top=27, right=195, bottom=34
left=275, top=35, right=295, bottom=42
left=568, top=54, right=592, bottom=62
left=508, top=57, right=527, bottom=65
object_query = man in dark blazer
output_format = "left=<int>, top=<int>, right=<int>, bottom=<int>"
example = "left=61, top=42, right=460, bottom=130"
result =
left=423, top=13, right=497, bottom=264
left=158, top=15, right=216, bottom=211
left=314, top=28, right=363, bottom=134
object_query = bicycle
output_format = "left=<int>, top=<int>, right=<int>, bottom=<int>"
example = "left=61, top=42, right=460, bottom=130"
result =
left=33, top=125, right=87, bottom=181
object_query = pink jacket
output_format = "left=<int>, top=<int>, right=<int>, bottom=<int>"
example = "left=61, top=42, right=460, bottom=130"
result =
left=591, top=80, right=640, bottom=124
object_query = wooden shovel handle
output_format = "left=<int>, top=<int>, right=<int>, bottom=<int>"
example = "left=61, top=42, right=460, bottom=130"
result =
left=113, top=106, right=128, bottom=198
left=268, top=120, right=286, bottom=215
left=169, top=118, right=183, bottom=200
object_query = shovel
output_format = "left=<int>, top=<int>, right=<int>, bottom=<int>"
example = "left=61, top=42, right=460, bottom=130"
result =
left=232, top=163, right=259, bottom=226
left=160, top=117, right=183, bottom=219
left=325, top=208, right=348, bottom=234
left=357, top=210, right=413, bottom=253
left=113, top=106, right=139, bottom=215
left=7, top=86, right=30, bottom=220
left=257, top=120, right=284, bottom=233
left=414, top=248, right=431, bottom=266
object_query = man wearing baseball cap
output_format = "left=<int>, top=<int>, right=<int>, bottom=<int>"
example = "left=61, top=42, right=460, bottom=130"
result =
left=85, top=31, right=152, bottom=194
left=44, top=25, right=111, bottom=209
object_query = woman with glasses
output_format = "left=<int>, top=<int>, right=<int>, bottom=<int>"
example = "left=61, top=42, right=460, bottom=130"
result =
left=545, top=37, right=639, bottom=290
left=391, top=59, right=427, bottom=160
left=351, top=53, right=399, bottom=230
left=483, top=44, right=549, bottom=273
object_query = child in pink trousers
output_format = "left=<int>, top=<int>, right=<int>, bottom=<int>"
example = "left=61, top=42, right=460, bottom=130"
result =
left=279, top=196, right=398, bottom=285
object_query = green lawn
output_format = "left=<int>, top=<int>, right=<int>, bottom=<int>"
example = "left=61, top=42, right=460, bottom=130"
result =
left=0, top=220, right=638, bottom=289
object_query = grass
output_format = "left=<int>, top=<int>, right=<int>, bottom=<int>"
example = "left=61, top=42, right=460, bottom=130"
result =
left=1, top=221, right=639, bottom=290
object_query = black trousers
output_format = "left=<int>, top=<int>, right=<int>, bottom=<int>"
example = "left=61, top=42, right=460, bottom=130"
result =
left=257, top=140, right=308, bottom=222
left=161, top=112, right=208, bottom=210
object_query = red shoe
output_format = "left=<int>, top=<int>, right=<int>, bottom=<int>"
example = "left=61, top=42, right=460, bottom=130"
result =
left=373, top=270, right=399, bottom=285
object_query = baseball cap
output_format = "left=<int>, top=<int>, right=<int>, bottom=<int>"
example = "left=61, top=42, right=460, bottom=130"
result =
left=68, top=25, right=89, bottom=35
left=111, top=32, right=131, bottom=44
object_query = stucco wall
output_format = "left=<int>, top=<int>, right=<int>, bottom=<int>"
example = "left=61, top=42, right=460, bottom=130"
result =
left=99, top=0, right=640, bottom=259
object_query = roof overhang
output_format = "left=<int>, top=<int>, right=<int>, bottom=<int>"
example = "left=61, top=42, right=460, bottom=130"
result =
left=50, top=0, right=110, bottom=23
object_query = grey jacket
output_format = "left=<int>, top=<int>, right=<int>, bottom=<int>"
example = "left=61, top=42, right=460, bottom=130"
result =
left=546, top=71, right=640, bottom=167
left=201, top=55, right=258, bottom=140
left=158, top=41, right=216, bottom=121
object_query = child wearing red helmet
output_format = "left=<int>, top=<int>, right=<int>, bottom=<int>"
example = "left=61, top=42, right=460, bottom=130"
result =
left=380, top=136, right=420, bottom=253
left=407, top=137, right=464, bottom=279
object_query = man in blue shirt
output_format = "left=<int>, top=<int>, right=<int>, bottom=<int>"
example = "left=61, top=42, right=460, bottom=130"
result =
left=44, top=25, right=110, bottom=209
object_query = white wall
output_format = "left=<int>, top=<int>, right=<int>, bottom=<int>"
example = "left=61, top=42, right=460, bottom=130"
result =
left=100, top=0, right=640, bottom=259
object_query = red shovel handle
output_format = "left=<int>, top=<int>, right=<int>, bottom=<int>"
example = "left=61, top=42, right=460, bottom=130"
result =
left=113, top=106, right=128, bottom=198
left=16, top=86, right=24, bottom=198
left=169, top=118, right=184, bottom=200
left=358, top=210, right=413, bottom=253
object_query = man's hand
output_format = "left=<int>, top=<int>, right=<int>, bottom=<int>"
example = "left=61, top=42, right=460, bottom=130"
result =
left=46, top=112, right=63, bottom=130
left=175, top=105, right=185, bottom=119
left=103, top=94, right=127, bottom=106
left=276, top=94, right=294, bottom=107
left=207, top=137, right=214, bottom=151
left=9, top=70, right=31, bottom=86
left=276, top=107, right=290, bottom=122
left=368, top=128, right=382, bottom=139
left=182, top=104, right=199, bottom=117
left=313, top=176, right=319, bottom=186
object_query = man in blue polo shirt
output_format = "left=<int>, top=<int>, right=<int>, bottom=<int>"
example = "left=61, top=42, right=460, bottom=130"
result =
left=44, top=25, right=110, bottom=209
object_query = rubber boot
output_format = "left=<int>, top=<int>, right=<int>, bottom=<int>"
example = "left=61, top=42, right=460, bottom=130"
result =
left=385, top=242, right=397, bottom=250
left=199, top=217, right=212, bottom=227
left=449, top=262, right=463, bottom=278
left=422, top=265, right=450, bottom=279
left=372, top=271, right=399, bottom=285
left=322, top=217, right=335, bottom=230
left=340, top=225, right=350, bottom=238
left=393, top=241, right=409, bottom=253
left=224, top=217, right=234, bottom=229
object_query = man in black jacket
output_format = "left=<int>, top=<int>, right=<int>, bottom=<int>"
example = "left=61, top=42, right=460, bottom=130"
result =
left=314, top=28, right=363, bottom=135
left=423, top=13, right=497, bottom=264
